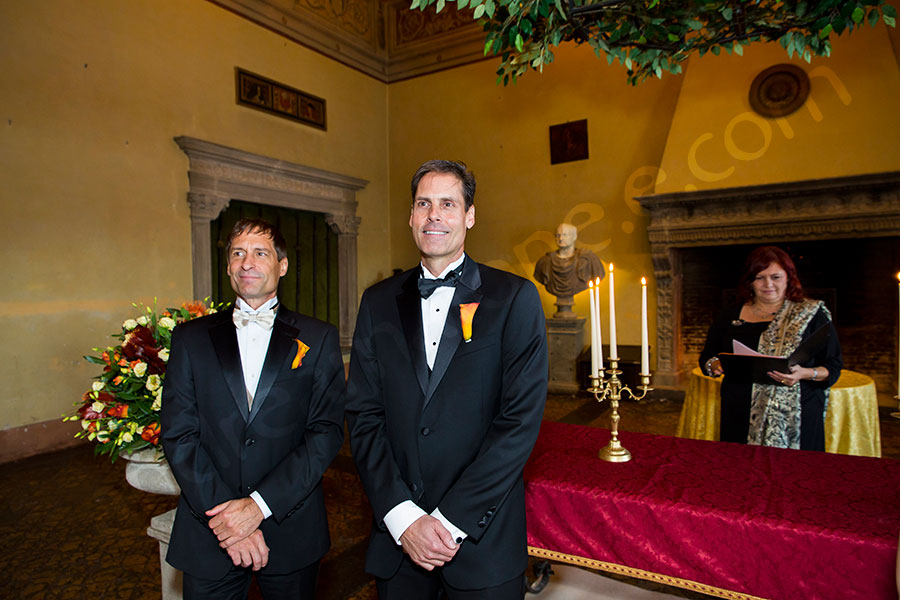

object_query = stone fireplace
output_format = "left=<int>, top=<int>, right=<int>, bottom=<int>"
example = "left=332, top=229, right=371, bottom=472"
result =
left=637, top=171, right=900, bottom=390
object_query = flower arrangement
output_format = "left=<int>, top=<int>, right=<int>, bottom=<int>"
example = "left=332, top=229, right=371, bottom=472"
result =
left=66, top=299, right=222, bottom=461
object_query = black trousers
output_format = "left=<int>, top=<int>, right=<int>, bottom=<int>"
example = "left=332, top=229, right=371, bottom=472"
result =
left=183, top=560, right=319, bottom=600
left=375, top=555, right=524, bottom=600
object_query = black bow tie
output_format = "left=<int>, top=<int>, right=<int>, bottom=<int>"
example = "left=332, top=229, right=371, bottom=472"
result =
left=418, top=267, right=462, bottom=299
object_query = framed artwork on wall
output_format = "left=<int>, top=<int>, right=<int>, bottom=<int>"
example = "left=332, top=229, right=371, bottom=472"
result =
left=236, top=68, right=326, bottom=130
left=549, top=119, right=589, bottom=164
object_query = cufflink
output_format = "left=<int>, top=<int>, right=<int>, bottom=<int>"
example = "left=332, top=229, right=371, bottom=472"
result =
left=455, top=537, right=463, bottom=544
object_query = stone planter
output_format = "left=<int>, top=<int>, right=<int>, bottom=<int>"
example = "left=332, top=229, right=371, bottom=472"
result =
left=121, top=449, right=182, bottom=600
left=122, top=448, right=180, bottom=495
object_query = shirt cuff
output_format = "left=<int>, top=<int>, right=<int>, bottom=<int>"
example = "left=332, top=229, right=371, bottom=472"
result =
left=432, top=507, right=467, bottom=544
left=249, top=490, right=272, bottom=520
left=384, top=500, right=427, bottom=545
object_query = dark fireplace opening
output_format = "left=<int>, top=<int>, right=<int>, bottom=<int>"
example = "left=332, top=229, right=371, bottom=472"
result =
left=680, top=237, right=900, bottom=394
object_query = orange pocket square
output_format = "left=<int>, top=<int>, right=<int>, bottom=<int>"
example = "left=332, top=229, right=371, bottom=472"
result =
left=292, top=339, right=310, bottom=369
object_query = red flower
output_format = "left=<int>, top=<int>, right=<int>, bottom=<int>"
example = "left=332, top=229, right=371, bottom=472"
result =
left=76, top=391, right=114, bottom=420
left=141, top=422, right=161, bottom=445
left=121, top=325, right=165, bottom=374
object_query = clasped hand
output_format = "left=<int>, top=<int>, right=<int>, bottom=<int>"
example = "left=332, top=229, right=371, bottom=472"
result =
left=399, top=515, right=459, bottom=571
left=206, top=497, right=268, bottom=569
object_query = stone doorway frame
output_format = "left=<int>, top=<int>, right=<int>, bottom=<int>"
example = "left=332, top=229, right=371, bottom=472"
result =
left=637, top=170, right=900, bottom=387
left=175, top=136, right=367, bottom=349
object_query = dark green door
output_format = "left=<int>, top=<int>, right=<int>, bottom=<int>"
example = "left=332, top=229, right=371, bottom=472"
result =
left=210, top=200, right=339, bottom=329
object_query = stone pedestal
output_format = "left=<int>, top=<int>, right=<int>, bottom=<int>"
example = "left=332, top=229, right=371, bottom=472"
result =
left=148, top=509, right=182, bottom=600
left=122, top=449, right=182, bottom=600
left=547, top=317, right=585, bottom=394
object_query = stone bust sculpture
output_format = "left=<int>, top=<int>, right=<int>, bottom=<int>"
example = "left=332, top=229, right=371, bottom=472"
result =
left=533, top=223, right=605, bottom=317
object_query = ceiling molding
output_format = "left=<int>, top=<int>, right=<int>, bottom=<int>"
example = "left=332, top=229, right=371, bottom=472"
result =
left=210, top=0, right=488, bottom=82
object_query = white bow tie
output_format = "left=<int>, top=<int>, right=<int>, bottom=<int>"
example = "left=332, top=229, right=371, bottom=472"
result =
left=233, top=308, right=276, bottom=330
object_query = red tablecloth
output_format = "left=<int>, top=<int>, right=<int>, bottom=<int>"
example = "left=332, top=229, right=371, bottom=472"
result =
left=525, top=421, right=900, bottom=600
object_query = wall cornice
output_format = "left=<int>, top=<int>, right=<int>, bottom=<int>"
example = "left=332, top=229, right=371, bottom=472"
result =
left=209, top=0, right=486, bottom=82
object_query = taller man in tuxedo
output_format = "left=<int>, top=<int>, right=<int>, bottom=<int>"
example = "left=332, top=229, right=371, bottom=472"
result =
left=346, top=160, right=548, bottom=599
left=161, top=218, right=345, bottom=599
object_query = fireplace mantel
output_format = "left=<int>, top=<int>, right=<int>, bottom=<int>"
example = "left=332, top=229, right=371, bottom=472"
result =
left=637, top=171, right=900, bottom=386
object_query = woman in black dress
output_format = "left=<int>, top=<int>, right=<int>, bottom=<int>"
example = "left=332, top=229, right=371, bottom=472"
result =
left=699, top=246, right=843, bottom=451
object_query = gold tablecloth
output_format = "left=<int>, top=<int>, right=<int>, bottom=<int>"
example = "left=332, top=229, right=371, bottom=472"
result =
left=677, top=367, right=882, bottom=457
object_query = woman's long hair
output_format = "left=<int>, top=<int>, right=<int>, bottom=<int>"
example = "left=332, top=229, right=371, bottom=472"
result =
left=736, top=246, right=805, bottom=303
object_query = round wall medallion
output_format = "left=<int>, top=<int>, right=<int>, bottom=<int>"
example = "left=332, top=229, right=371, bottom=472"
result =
left=749, top=64, right=810, bottom=118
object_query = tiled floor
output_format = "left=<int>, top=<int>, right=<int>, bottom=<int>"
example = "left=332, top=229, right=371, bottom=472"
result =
left=2, top=391, right=898, bottom=600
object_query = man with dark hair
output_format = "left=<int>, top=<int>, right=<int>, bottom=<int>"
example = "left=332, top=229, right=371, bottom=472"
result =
left=347, top=160, right=548, bottom=598
left=162, top=217, right=345, bottom=599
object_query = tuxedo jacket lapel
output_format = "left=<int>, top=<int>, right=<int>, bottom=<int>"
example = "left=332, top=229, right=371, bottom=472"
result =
left=248, top=314, right=299, bottom=424
left=397, top=271, right=429, bottom=398
left=424, top=257, right=483, bottom=409
left=209, top=311, right=250, bottom=422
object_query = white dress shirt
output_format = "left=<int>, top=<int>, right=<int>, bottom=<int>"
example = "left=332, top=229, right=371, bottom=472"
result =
left=234, top=296, right=278, bottom=520
left=383, top=255, right=468, bottom=545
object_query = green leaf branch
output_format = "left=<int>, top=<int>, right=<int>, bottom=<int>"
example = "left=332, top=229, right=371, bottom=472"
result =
left=410, top=0, right=897, bottom=85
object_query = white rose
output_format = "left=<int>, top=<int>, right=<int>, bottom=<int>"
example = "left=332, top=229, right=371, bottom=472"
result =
left=123, top=319, right=138, bottom=330
left=158, top=317, right=176, bottom=330
left=91, top=401, right=105, bottom=414
left=146, top=374, right=161, bottom=391
left=133, top=362, right=148, bottom=377
left=158, top=348, right=169, bottom=362
left=151, top=396, right=162, bottom=411
left=121, top=432, right=133, bottom=443
left=137, top=316, right=149, bottom=326
left=91, top=381, right=104, bottom=392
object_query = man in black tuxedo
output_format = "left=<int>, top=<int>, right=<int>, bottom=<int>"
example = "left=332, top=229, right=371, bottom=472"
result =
left=161, top=218, right=345, bottom=599
left=346, top=160, right=548, bottom=599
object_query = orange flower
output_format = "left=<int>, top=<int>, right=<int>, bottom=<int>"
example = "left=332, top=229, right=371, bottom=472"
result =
left=459, top=303, right=480, bottom=343
left=117, top=358, right=128, bottom=368
left=107, top=403, right=129, bottom=418
left=181, top=301, right=206, bottom=318
left=113, top=376, right=123, bottom=385
left=292, top=339, right=310, bottom=369
left=141, top=422, right=161, bottom=445
left=101, top=351, right=111, bottom=365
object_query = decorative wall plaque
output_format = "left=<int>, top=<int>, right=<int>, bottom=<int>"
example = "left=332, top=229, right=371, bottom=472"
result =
left=749, top=64, right=810, bottom=118
left=235, top=68, right=326, bottom=130
left=549, top=119, right=589, bottom=164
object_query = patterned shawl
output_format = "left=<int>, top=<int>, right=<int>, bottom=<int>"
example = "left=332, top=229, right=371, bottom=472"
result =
left=747, top=298, right=830, bottom=449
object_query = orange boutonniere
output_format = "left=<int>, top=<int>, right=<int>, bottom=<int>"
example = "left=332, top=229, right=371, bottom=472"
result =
left=459, top=303, right=479, bottom=343
left=292, top=339, right=310, bottom=369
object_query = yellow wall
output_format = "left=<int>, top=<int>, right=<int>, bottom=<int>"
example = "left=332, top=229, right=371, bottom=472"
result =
left=657, top=23, right=900, bottom=192
left=0, top=0, right=389, bottom=431
left=2, top=0, right=897, bottom=441
left=388, top=43, right=680, bottom=352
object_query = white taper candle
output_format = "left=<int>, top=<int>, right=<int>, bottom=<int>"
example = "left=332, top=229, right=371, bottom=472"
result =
left=609, top=263, right=617, bottom=360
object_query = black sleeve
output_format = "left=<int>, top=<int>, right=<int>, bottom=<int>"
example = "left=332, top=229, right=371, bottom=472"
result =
left=804, top=307, right=843, bottom=389
left=699, top=307, right=738, bottom=370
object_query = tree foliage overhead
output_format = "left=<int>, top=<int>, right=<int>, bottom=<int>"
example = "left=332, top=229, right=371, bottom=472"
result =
left=409, top=0, right=897, bottom=85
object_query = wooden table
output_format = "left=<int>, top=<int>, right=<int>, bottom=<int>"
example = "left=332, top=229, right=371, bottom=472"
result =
left=676, top=368, right=882, bottom=457
left=525, top=421, right=900, bottom=600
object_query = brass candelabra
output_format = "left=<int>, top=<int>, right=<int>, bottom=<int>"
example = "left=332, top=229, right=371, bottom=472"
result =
left=588, top=357, right=653, bottom=462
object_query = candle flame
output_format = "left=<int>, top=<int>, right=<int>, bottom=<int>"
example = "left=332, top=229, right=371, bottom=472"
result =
left=589, top=280, right=593, bottom=289
left=641, top=277, right=647, bottom=285
left=897, top=272, right=900, bottom=281
left=596, top=276, right=601, bottom=285
left=609, top=263, right=614, bottom=273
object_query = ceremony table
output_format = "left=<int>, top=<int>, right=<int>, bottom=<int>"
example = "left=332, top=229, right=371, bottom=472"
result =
left=676, top=368, right=882, bottom=457
left=524, top=422, right=900, bottom=600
